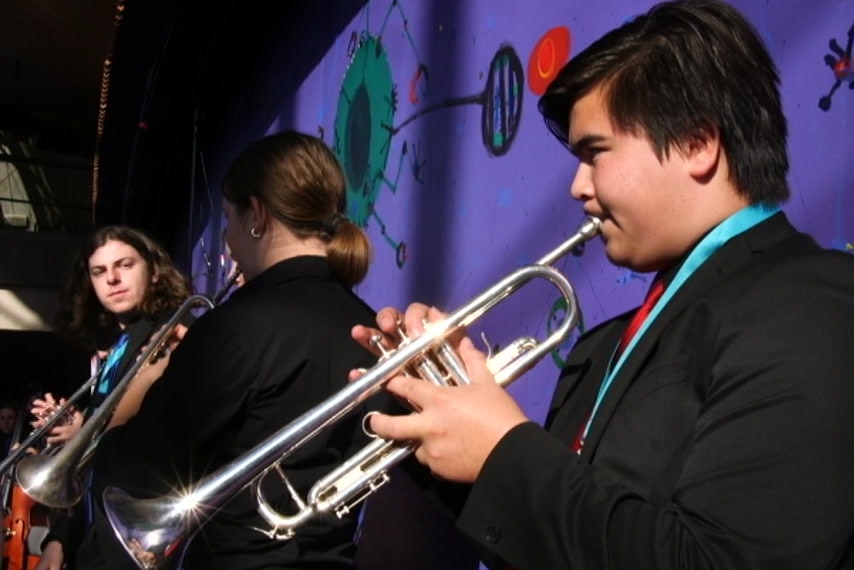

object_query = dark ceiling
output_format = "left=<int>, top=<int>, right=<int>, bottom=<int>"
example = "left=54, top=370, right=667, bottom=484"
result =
left=0, top=1, right=117, bottom=158
left=1, top=1, right=367, bottom=257
left=0, top=0, right=239, bottom=248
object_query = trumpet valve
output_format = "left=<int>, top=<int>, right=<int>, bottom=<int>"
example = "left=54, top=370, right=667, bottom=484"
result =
left=369, top=334, right=391, bottom=358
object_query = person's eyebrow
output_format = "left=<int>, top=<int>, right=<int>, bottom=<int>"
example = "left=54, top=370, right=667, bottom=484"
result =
left=568, top=134, right=607, bottom=157
left=90, top=256, right=136, bottom=271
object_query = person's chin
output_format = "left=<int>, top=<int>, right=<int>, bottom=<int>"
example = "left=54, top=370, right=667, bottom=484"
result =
left=602, top=243, right=625, bottom=267
left=604, top=248, right=644, bottom=273
left=112, top=304, right=141, bottom=320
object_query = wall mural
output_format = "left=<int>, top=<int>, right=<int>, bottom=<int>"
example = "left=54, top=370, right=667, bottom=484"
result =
left=819, top=22, right=854, bottom=111
left=332, top=1, right=526, bottom=268
left=333, top=31, right=402, bottom=265
left=192, top=0, right=854, bottom=427
left=528, top=27, right=571, bottom=96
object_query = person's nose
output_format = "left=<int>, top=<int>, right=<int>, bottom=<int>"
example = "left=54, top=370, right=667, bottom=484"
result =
left=569, top=163, right=594, bottom=202
left=107, top=268, right=121, bottom=285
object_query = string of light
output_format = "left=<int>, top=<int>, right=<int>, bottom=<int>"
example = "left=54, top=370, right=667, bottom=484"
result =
left=91, top=0, right=126, bottom=223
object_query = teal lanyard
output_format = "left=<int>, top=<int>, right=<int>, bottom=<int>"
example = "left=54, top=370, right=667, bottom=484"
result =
left=96, top=332, right=130, bottom=397
left=580, top=203, right=781, bottom=444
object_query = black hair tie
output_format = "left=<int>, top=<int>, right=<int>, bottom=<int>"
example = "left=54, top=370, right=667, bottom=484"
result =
left=323, top=212, right=346, bottom=235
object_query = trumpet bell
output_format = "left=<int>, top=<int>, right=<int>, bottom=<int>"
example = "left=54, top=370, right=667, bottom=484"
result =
left=15, top=454, right=82, bottom=509
left=103, top=487, right=188, bottom=570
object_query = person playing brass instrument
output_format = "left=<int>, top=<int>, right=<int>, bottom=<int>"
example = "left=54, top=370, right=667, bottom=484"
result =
left=76, top=131, right=385, bottom=569
left=34, top=225, right=192, bottom=570
left=352, top=1, right=854, bottom=569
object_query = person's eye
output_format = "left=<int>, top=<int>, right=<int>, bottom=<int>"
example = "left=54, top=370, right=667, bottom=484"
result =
left=585, top=147, right=605, bottom=161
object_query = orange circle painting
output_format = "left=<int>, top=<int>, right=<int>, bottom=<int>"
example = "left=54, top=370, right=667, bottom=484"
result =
left=528, top=26, right=571, bottom=95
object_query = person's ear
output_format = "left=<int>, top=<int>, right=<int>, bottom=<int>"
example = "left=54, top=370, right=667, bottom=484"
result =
left=684, top=124, right=721, bottom=180
left=248, top=196, right=268, bottom=233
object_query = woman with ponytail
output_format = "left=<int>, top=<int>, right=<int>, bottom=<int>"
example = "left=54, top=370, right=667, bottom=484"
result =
left=77, top=131, right=384, bottom=569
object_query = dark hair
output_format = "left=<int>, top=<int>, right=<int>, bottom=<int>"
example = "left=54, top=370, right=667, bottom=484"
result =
left=56, top=225, right=192, bottom=352
left=222, top=130, right=372, bottom=286
left=539, top=0, right=789, bottom=204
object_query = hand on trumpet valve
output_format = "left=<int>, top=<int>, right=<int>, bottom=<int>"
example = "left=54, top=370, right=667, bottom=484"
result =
left=352, top=305, right=414, bottom=357
left=44, top=412, right=84, bottom=446
left=352, top=303, right=466, bottom=356
left=30, top=394, right=80, bottom=427
left=351, top=303, right=443, bottom=409
left=30, top=394, right=84, bottom=446
left=142, top=323, right=188, bottom=364
left=351, top=303, right=529, bottom=483
left=30, top=393, right=61, bottom=424
left=139, top=324, right=187, bottom=381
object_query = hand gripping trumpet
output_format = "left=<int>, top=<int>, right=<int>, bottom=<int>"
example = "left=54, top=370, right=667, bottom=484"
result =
left=0, top=378, right=96, bottom=479
left=13, top=294, right=216, bottom=509
left=102, top=217, right=602, bottom=570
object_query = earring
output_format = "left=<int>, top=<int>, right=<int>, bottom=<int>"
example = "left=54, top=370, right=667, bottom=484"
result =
left=250, top=227, right=261, bottom=239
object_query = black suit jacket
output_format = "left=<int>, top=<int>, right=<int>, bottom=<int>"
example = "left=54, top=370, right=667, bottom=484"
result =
left=457, top=213, right=854, bottom=570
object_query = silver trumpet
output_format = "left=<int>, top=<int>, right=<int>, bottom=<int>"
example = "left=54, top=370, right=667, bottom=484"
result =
left=102, top=217, right=602, bottom=570
left=14, top=294, right=216, bottom=509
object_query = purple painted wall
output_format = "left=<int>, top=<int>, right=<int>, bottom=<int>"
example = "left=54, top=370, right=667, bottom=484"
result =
left=193, top=0, right=853, bottom=425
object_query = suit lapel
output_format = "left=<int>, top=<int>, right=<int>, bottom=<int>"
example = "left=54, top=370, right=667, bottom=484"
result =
left=546, top=318, right=625, bottom=440
left=549, top=320, right=624, bottom=410
left=578, top=213, right=794, bottom=457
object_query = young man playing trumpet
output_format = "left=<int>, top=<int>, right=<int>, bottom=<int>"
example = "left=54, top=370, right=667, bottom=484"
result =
left=353, top=1, right=854, bottom=569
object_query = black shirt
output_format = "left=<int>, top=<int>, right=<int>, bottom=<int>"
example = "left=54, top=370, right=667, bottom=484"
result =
left=78, top=256, right=383, bottom=570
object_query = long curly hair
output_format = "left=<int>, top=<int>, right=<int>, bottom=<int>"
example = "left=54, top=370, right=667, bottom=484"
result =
left=56, top=226, right=192, bottom=353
